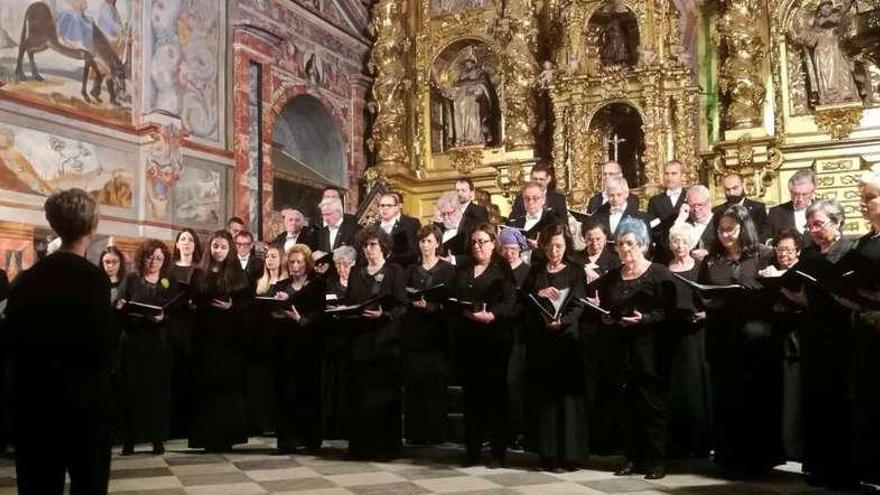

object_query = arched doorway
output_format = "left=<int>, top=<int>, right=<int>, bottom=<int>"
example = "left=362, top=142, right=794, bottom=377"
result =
left=271, top=95, right=345, bottom=224
left=588, top=102, right=645, bottom=188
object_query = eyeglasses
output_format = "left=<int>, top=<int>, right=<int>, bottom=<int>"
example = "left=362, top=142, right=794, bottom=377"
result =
left=775, top=246, right=797, bottom=254
left=471, top=239, right=493, bottom=247
left=379, top=203, right=397, bottom=208
left=364, top=241, right=381, bottom=247
left=235, top=241, right=253, bottom=246
left=147, top=255, right=165, bottom=262
left=807, top=219, right=833, bottom=230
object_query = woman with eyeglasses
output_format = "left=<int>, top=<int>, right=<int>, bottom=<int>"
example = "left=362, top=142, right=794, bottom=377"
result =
left=189, top=230, right=250, bottom=452
left=784, top=199, right=858, bottom=489
left=274, top=244, right=326, bottom=454
left=100, top=246, right=127, bottom=304
left=586, top=217, right=676, bottom=480
left=166, top=229, right=201, bottom=439
left=341, top=226, right=408, bottom=460
left=665, top=222, right=711, bottom=459
left=402, top=225, right=455, bottom=445
left=322, top=246, right=357, bottom=440
left=115, top=239, right=177, bottom=456
left=522, top=223, right=588, bottom=472
left=698, top=204, right=781, bottom=476
left=449, top=223, right=516, bottom=468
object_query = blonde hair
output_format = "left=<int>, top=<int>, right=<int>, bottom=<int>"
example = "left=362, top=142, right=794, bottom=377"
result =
left=286, top=243, right=314, bottom=274
left=256, top=246, right=287, bottom=295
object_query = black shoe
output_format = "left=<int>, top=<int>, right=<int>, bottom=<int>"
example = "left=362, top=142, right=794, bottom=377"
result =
left=121, top=443, right=134, bottom=456
left=644, top=466, right=666, bottom=480
left=614, top=461, right=635, bottom=476
left=487, top=457, right=505, bottom=470
left=461, top=452, right=480, bottom=467
left=151, top=442, right=165, bottom=455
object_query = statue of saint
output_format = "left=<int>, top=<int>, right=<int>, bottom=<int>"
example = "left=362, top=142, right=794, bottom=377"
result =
left=789, top=0, right=861, bottom=105
left=601, top=17, right=631, bottom=67
left=443, top=53, right=494, bottom=146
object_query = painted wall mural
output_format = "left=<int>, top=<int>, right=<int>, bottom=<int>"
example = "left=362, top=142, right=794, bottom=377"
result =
left=173, top=156, right=225, bottom=229
left=145, top=124, right=183, bottom=221
left=0, top=123, right=135, bottom=208
left=0, top=0, right=133, bottom=125
left=143, top=0, right=225, bottom=145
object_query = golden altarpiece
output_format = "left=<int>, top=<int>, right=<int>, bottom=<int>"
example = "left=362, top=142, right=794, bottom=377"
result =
left=363, top=0, right=880, bottom=234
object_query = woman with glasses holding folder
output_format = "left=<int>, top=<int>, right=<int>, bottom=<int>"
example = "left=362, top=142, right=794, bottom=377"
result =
left=449, top=223, right=516, bottom=468
left=115, top=239, right=177, bottom=456
left=522, top=223, right=587, bottom=472
left=586, top=217, right=676, bottom=480
left=273, top=244, right=327, bottom=454
left=341, top=226, right=408, bottom=460
left=402, top=225, right=455, bottom=445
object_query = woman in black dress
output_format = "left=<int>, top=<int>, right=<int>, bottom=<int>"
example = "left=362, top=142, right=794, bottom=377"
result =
left=274, top=244, right=326, bottom=454
left=665, top=222, right=711, bottom=458
left=189, top=230, right=250, bottom=452
left=589, top=217, right=675, bottom=480
left=403, top=225, right=455, bottom=445
left=116, top=239, right=176, bottom=455
left=699, top=204, right=781, bottom=476
left=100, top=246, right=127, bottom=305
left=499, top=226, right=530, bottom=449
left=582, top=218, right=620, bottom=284
left=789, top=199, right=857, bottom=489
left=99, top=245, right=127, bottom=442
left=523, top=223, right=587, bottom=472
left=450, top=223, right=516, bottom=468
left=341, top=226, right=408, bottom=460
left=853, top=172, right=880, bottom=489
left=166, top=228, right=200, bottom=439
left=322, top=246, right=357, bottom=440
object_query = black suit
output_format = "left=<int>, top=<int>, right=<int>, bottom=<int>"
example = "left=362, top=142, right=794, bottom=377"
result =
left=686, top=216, right=717, bottom=251
left=595, top=202, right=649, bottom=238
left=238, top=254, right=264, bottom=292
left=375, top=215, right=421, bottom=266
left=587, top=192, right=639, bottom=214
left=647, top=190, right=686, bottom=261
left=767, top=201, right=812, bottom=248
left=317, top=216, right=361, bottom=253
left=462, top=202, right=489, bottom=225
left=713, top=198, right=769, bottom=242
left=6, top=252, right=114, bottom=494
left=510, top=190, right=569, bottom=223
left=271, top=227, right=317, bottom=252
left=434, top=218, right=475, bottom=265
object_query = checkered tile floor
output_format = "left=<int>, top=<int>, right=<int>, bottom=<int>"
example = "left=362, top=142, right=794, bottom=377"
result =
left=0, top=437, right=853, bottom=494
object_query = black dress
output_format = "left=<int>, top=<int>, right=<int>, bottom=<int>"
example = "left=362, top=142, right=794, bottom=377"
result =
left=849, top=232, right=880, bottom=485
left=699, top=248, right=783, bottom=474
left=322, top=277, right=351, bottom=439
left=799, top=240, right=857, bottom=486
left=117, top=273, right=175, bottom=444
left=274, top=276, right=326, bottom=452
left=188, top=267, right=250, bottom=450
left=666, top=263, right=712, bottom=458
left=6, top=251, right=114, bottom=494
left=507, top=261, right=531, bottom=443
left=244, top=284, right=278, bottom=436
left=522, top=262, right=588, bottom=465
left=165, top=263, right=196, bottom=439
left=402, top=260, right=455, bottom=444
left=342, top=263, right=408, bottom=458
left=595, top=263, right=676, bottom=470
left=449, top=260, right=516, bottom=461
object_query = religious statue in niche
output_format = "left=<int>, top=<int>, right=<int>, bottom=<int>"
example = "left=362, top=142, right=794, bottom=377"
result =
left=588, top=0, right=639, bottom=69
left=788, top=0, right=862, bottom=105
left=432, top=45, right=501, bottom=150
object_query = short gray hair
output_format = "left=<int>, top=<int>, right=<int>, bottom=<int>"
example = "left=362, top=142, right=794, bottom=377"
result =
left=319, top=198, right=344, bottom=215
left=615, top=216, right=650, bottom=251
left=860, top=170, right=880, bottom=189
left=605, top=176, right=629, bottom=193
left=668, top=222, right=696, bottom=246
left=333, top=245, right=357, bottom=264
left=788, top=169, right=816, bottom=189
left=806, top=198, right=845, bottom=228
left=436, top=191, right=459, bottom=212
left=687, top=184, right=710, bottom=200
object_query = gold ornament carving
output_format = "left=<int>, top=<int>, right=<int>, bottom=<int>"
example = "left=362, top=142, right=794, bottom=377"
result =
left=814, top=102, right=864, bottom=140
left=448, top=147, right=483, bottom=175
left=717, top=0, right=767, bottom=130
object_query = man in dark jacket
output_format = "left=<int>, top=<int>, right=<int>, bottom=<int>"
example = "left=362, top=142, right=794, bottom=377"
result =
left=374, top=193, right=421, bottom=266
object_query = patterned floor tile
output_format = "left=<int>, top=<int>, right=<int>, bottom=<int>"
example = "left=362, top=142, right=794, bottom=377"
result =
left=510, top=482, right=605, bottom=494
left=411, top=475, right=504, bottom=493
left=579, top=477, right=665, bottom=493
left=480, top=472, right=563, bottom=487
left=326, top=471, right=408, bottom=487
left=245, top=466, right=322, bottom=482
left=347, top=481, right=432, bottom=494
left=257, top=476, right=338, bottom=492
left=178, top=471, right=252, bottom=486
left=182, top=481, right=268, bottom=494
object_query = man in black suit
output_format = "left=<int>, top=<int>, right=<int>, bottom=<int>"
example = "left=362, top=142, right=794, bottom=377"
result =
left=6, top=189, right=114, bottom=494
left=647, top=160, right=687, bottom=259
left=315, top=197, right=361, bottom=255
left=594, top=177, right=648, bottom=238
left=455, top=177, right=489, bottom=225
left=768, top=169, right=816, bottom=242
left=672, top=185, right=715, bottom=262
left=510, top=163, right=568, bottom=222
left=506, top=182, right=562, bottom=264
left=234, top=231, right=264, bottom=290
left=226, top=216, right=246, bottom=239
left=433, top=191, right=473, bottom=265
left=374, top=193, right=421, bottom=266
left=586, top=161, right=639, bottom=213
left=713, top=173, right=769, bottom=241
left=271, top=207, right=315, bottom=253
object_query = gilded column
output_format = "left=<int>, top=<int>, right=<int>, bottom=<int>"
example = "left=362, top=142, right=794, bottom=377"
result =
left=716, top=0, right=767, bottom=131
left=493, top=0, right=539, bottom=150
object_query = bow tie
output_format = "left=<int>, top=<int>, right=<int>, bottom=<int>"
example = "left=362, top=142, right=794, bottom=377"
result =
left=286, top=233, right=297, bottom=240
left=611, top=208, right=624, bottom=215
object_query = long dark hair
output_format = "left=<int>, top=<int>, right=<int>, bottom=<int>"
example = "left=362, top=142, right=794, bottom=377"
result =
left=708, top=204, right=762, bottom=259
left=173, top=228, right=202, bottom=264
left=198, top=230, right=245, bottom=293
left=99, top=245, right=127, bottom=282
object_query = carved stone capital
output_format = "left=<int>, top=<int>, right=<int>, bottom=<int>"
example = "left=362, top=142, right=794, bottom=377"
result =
left=814, top=102, right=864, bottom=140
